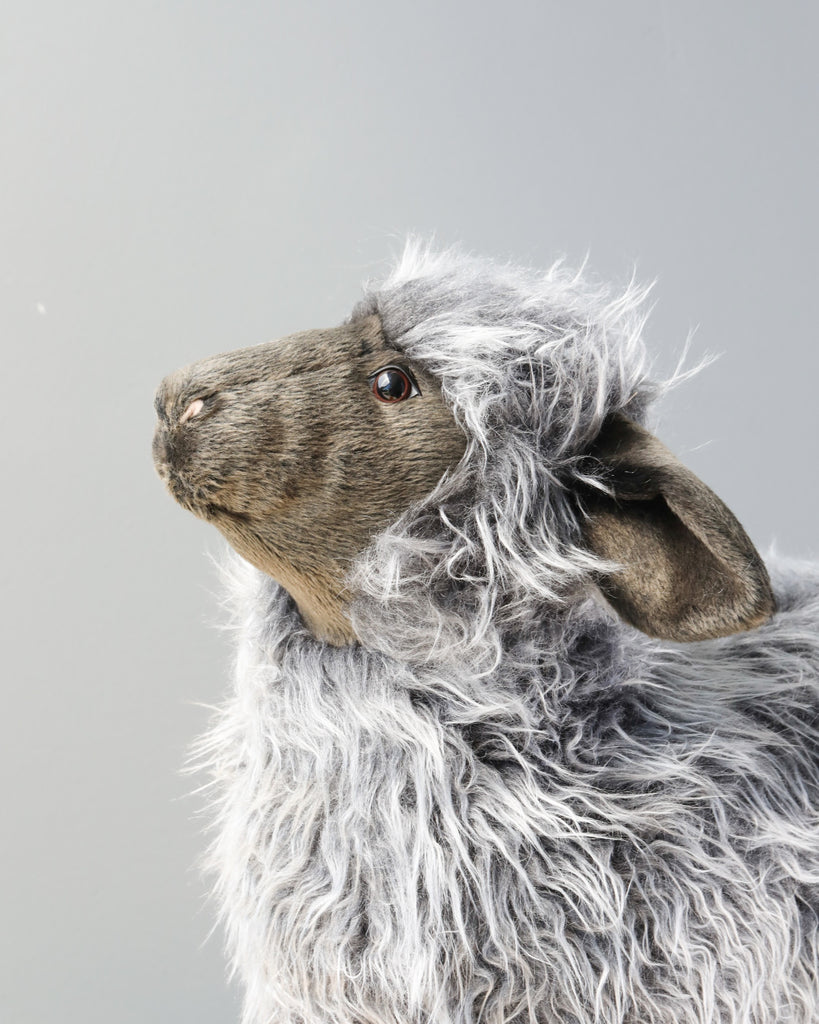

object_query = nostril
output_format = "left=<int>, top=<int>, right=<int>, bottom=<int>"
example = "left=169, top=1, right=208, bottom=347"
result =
left=180, top=397, right=205, bottom=424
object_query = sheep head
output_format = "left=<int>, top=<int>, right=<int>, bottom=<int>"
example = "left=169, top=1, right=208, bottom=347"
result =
left=153, top=247, right=774, bottom=649
left=152, top=313, right=467, bottom=644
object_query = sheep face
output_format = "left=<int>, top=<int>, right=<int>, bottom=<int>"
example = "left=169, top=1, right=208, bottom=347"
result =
left=154, top=247, right=775, bottom=649
left=152, top=313, right=468, bottom=643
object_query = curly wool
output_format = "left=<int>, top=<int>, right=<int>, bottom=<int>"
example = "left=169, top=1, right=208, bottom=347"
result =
left=349, top=242, right=667, bottom=669
left=196, top=244, right=819, bottom=1024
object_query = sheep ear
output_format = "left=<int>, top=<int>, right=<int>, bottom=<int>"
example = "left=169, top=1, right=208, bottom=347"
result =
left=581, top=413, right=775, bottom=641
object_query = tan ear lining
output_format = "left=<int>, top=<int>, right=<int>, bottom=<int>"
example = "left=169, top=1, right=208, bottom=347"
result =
left=581, top=414, right=775, bottom=642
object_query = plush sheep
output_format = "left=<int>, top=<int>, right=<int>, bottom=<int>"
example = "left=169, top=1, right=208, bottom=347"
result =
left=153, top=244, right=819, bottom=1024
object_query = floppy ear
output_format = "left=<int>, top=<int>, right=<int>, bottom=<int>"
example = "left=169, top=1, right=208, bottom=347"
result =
left=581, top=413, right=775, bottom=642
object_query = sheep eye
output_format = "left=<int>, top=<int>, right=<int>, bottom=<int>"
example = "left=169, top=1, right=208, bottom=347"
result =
left=369, top=366, right=421, bottom=403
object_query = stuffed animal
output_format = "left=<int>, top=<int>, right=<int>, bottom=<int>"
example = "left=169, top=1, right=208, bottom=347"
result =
left=153, top=243, right=819, bottom=1024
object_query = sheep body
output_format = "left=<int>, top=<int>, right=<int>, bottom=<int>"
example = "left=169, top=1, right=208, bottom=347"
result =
left=202, top=557, right=819, bottom=1024
left=189, top=246, right=819, bottom=1024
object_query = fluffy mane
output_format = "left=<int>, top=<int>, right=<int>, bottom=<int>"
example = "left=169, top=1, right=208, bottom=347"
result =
left=193, top=244, right=819, bottom=1024
left=349, top=241, right=667, bottom=667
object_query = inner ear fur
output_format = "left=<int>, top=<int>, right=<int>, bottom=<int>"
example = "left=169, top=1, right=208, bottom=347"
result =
left=581, top=413, right=775, bottom=642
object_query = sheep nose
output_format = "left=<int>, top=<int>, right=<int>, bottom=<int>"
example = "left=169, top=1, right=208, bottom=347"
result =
left=153, top=374, right=197, bottom=474
left=153, top=376, right=177, bottom=425
left=152, top=422, right=171, bottom=469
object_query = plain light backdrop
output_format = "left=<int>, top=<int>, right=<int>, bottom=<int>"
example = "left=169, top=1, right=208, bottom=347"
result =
left=1, top=2, right=816, bottom=1022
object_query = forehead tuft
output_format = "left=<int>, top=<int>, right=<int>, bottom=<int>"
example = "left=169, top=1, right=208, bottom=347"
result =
left=352, top=241, right=658, bottom=457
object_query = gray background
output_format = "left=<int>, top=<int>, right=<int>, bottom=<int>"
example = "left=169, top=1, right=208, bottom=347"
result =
left=1, top=2, right=816, bottom=1021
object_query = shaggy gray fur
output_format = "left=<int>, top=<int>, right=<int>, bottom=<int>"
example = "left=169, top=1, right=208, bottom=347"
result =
left=196, top=244, right=819, bottom=1023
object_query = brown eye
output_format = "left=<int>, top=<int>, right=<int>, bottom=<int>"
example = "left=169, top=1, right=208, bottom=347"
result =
left=369, top=366, right=420, bottom=403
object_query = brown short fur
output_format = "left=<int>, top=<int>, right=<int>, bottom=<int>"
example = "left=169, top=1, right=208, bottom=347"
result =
left=154, top=321, right=773, bottom=645
left=153, top=314, right=468, bottom=643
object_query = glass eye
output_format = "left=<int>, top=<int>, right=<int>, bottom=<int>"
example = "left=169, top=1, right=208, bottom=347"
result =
left=369, top=366, right=420, bottom=403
